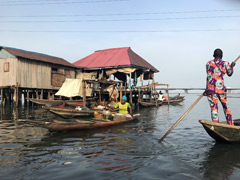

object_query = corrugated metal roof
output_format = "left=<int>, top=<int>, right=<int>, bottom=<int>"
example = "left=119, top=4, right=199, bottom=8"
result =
left=0, top=46, right=76, bottom=68
left=73, top=47, right=159, bottom=72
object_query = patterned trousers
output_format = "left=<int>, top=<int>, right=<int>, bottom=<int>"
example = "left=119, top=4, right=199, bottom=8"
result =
left=207, top=93, right=233, bottom=125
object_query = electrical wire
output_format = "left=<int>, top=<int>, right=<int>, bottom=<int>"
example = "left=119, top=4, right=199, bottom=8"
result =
left=0, top=29, right=239, bottom=33
left=0, top=15, right=239, bottom=23
left=0, top=0, right=129, bottom=6
left=0, top=9, right=239, bottom=18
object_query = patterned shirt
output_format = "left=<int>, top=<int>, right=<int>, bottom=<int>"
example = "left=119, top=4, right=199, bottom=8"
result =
left=205, top=58, right=233, bottom=95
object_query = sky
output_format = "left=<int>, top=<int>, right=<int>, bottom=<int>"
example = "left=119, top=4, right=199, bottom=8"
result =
left=0, top=0, right=240, bottom=88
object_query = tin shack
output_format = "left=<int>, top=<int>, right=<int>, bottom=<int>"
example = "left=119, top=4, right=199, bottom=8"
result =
left=0, top=46, right=77, bottom=105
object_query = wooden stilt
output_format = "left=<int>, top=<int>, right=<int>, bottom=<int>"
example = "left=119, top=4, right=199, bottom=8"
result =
left=153, top=79, right=158, bottom=107
left=150, top=87, right=152, bottom=101
left=48, top=91, right=50, bottom=99
left=129, top=73, right=132, bottom=104
left=99, top=90, right=101, bottom=102
left=41, top=89, right=43, bottom=99
left=138, top=88, right=140, bottom=102
left=120, top=83, right=122, bottom=101
left=130, top=91, right=133, bottom=104
left=167, top=84, right=170, bottom=106
left=27, top=90, right=29, bottom=102
left=27, top=90, right=29, bottom=106
left=13, top=87, right=17, bottom=105
left=1, top=88, right=3, bottom=105
left=82, top=80, right=86, bottom=106
left=124, top=82, right=127, bottom=96
left=36, top=90, right=38, bottom=99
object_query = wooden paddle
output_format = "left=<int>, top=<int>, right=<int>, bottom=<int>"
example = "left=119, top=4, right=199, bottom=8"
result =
left=233, top=55, right=240, bottom=63
left=159, top=93, right=204, bottom=143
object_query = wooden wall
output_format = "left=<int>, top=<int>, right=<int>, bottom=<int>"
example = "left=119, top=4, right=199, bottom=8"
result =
left=0, top=52, right=75, bottom=89
left=17, top=58, right=75, bottom=89
left=0, top=58, right=17, bottom=87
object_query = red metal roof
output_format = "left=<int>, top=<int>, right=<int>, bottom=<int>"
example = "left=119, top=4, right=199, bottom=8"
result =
left=73, top=47, right=159, bottom=72
left=1, top=46, right=76, bottom=68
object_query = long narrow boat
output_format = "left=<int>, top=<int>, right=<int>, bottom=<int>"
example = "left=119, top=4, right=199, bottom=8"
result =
left=163, top=96, right=184, bottom=104
left=28, top=97, right=97, bottom=106
left=199, top=119, right=240, bottom=142
left=42, top=106, right=95, bottom=118
left=18, top=114, right=140, bottom=131
left=138, top=100, right=163, bottom=107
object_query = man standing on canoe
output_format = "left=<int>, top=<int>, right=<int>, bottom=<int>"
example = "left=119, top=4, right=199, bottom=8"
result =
left=204, top=48, right=235, bottom=125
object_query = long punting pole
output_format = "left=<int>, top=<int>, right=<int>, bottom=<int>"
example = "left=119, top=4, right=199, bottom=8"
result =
left=233, top=55, right=240, bottom=63
left=159, top=93, right=204, bottom=143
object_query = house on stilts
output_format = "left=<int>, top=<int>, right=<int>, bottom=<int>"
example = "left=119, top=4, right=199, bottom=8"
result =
left=73, top=47, right=159, bottom=104
left=0, top=46, right=77, bottom=106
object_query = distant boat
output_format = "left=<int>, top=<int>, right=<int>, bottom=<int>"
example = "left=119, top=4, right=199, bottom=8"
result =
left=138, top=100, right=163, bottom=107
left=162, top=96, right=185, bottom=104
left=17, top=114, right=140, bottom=131
left=139, top=96, right=184, bottom=107
left=199, top=120, right=240, bottom=142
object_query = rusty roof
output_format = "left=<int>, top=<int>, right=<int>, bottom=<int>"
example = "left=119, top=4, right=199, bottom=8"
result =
left=0, top=46, right=76, bottom=68
left=73, top=47, right=159, bottom=72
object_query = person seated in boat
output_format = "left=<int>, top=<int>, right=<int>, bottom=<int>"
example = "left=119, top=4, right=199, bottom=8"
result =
left=204, top=48, right=235, bottom=125
left=169, top=93, right=181, bottom=100
left=175, top=93, right=181, bottom=99
left=158, top=91, right=169, bottom=102
left=157, top=91, right=166, bottom=102
left=114, top=95, right=132, bottom=116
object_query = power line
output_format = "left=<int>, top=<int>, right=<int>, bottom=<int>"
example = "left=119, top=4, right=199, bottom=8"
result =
left=0, top=29, right=239, bottom=33
left=0, top=15, right=239, bottom=23
left=0, top=9, right=239, bottom=18
left=0, top=0, right=129, bottom=6
left=0, top=0, right=75, bottom=2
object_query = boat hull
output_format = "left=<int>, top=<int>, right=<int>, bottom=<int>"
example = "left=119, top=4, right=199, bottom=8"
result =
left=28, top=98, right=96, bottom=106
left=199, top=120, right=240, bottom=142
left=43, top=106, right=95, bottom=118
left=138, top=101, right=162, bottom=107
left=18, top=114, right=140, bottom=131
left=162, top=98, right=184, bottom=104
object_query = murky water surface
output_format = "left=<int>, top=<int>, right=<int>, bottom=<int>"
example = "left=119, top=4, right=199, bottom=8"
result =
left=1, top=94, right=240, bottom=180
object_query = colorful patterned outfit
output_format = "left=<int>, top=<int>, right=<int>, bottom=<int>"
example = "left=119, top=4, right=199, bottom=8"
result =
left=205, top=58, right=233, bottom=125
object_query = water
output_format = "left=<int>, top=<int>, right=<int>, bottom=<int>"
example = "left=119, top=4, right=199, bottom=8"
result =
left=1, top=94, right=240, bottom=180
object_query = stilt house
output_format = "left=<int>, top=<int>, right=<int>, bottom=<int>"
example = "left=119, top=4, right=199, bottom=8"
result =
left=0, top=46, right=77, bottom=105
left=73, top=47, right=159, bottom=103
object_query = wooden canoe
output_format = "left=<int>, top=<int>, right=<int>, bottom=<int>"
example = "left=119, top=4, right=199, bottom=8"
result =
left=28, top=97, right=97, bottom=106
left=17, top=114, right=140, bottom=131
left=138, top=100, right=163, bottom=107
left=43, top=106, right=95, bottom=118
left=199, top=119, right=240, bottom=142
left=162, top=96, right=185, bottom=104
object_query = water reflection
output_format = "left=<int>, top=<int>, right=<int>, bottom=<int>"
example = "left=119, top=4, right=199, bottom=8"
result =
left=1, top=95, right=240, bottom=179
left=202, top=143, right=240, bottom=180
